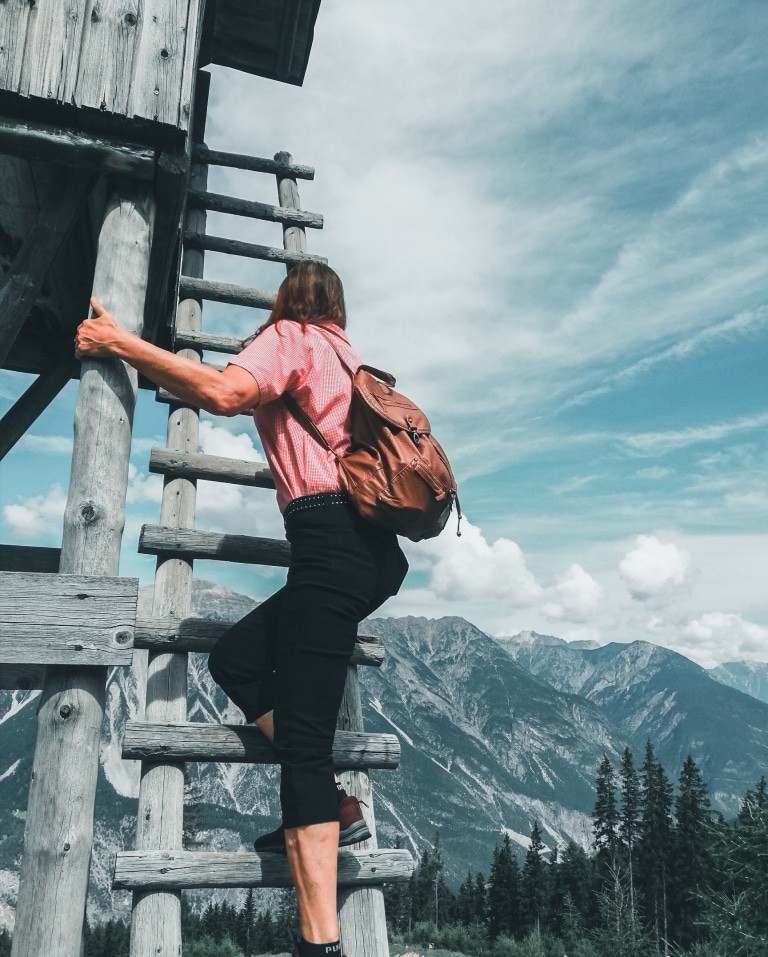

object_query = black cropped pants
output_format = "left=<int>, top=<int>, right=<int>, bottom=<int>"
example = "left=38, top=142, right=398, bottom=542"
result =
left=208, top=498, right=408, bottom=829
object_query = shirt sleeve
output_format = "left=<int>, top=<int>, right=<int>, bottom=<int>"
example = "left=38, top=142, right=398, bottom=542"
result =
left=227, top=322, right=309, bottom=404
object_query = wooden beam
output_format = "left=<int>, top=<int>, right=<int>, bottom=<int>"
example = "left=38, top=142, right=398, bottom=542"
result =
left=138, top=525, right=290, bottom=566
left=0, top=664, right=45, bottom=691
left=0, top=360, right=78, bottom=462
left=172, top=328, right=244, bottom=355
left=0, top=545, right=60, bottom=573
left=148, top=448, right=275, bottom=488
left=183, top=230, right=326, bottom=267
left=0, top=572, right=136, bottom=666
left=193, top=144, right=315, bottom=180
left=188, top=189, right=323, bottom=228
left=121, top=722, right=399, bottom=769
left=0, top=168, right=94, bottom=368
left=10, top=180, right=155, bottom=957
left=275, top=150, right=307, bottom=260
left=178, top=275, right=276, bottom=310
left=113, top=848, right=414, bottom=891
left=0, top=116, right=156, bottom=179
left=133, top=616, right=384, bottom=666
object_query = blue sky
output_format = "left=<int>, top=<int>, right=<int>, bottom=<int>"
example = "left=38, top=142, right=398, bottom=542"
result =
left=1, top=0, right=767, bottom=668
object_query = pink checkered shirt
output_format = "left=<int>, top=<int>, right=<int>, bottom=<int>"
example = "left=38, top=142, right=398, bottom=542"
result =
left=229, top=320, right=362, bottom=512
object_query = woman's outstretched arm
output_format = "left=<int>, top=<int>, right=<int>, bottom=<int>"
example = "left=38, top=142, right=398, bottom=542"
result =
left=75, top=297, right=260, bottom=416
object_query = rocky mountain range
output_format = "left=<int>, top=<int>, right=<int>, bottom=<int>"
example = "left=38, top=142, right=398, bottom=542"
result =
left=2, top=583, right=767, bottom=930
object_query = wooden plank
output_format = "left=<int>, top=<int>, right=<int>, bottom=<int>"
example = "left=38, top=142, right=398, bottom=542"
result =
left=0, top=360, right=78, bottom=462
left=177, top=0, right=207, bottom=132
left=121, top=722, right=400, bottom=769
left=0, top=664, right=45, bottom=691
left=113, top=848, right=413, bottom=891
left=0, top=168, right=94, bottom=368
left=129, top=0, right=188, bottom=126
left=0, top=572, right=137, bottom=666
left=178, top=275, right=276, bottom=310
left=74, top=0, right=141, bottom=116
left=275, top=150, right=307, bottom=258
left=0, top=116, right=156, bottom=179
left=138, top=525, right=291, bottom=566
left=337, top=668, right=390, bottom=957
left=11, top=180, right=154, bottom=957
left=130, top=299, right=204, bottom=956
left=0, top=545, right=60, bottom=573
left=188, top=189, right=323, bottom=228
left=20, top=0, right=84, bottom=102
left=0, top=0, right=32, bottom=92
left=133, top=616, right=385, bottom=666
left=149, top=447, right=275, bottom=488
left=193, top=144, right=315, bottom=180
left=172, top=328, right=244, bottom=355
left=183, top=230, right=326, bottom=267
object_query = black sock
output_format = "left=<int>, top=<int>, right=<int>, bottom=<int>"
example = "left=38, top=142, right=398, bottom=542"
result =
left=298, top=939, right=342, bottom=957
left=336, top=781, right=347, bottom=802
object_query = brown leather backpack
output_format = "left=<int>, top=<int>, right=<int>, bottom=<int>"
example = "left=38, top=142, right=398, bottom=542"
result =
left=284, top=339, right=461, bottom=542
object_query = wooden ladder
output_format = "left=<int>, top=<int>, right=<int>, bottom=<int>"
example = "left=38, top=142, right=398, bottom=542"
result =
left=113, top=130, right=412, bottom=956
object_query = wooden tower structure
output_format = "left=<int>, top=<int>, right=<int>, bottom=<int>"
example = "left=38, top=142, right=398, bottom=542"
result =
left=0, top=3, right=413, bottom=956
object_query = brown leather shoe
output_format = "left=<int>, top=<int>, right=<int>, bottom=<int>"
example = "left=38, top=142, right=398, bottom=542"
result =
left=254, top=796, right=371, bottom=855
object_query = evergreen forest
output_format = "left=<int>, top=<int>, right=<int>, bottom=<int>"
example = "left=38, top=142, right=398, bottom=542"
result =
left=2, top=741, right=765, bottom=957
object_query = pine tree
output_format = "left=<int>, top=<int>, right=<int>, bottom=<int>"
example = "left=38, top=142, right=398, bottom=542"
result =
left=487, top=833, right=520, bottom=939
left=637, top=740, right=673, bottom=951
left=592, top=754, right=619, bottom=865
left=0, top=928, right=10, bottom=957
left=520, top=821, right=548, bottom=935
left=617, top=744, right=641, bottom=929
left=670, top=754, right=712, bottom=947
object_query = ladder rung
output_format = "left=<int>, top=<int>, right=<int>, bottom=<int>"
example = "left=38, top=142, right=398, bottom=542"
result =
left=149, top=448, right=275, bottom=488
left=193, top=145, right=316, bottom=180
left=122, top=722, right=400, bottom=768
left=173, top=329, right=243, bottom=355
left=184, top=231, right=326, bottom=266
left=178, top=276, right=276, bottom=310
left=139, top=525, right=290, bottom=567
left=113, top=848, right=414, bottom=891
left=134, top=616, right=385, bottom=666
left=188, top=189, right=323, bottom=228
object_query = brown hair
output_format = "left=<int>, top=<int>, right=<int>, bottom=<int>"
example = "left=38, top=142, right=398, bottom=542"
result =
left=243, top=262, right=347, bottom=346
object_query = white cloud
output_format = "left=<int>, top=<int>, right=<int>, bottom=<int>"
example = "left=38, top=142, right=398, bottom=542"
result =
left=681, top=613, right=768, bottom=668
left=543, top=563, right=604, bottom=623
left=18, top=435, right=73, bottom=454
left=619, top=534, right=693, bottom=601
left=199, top=421, right=266, bottom=463
left=125, top=463, right=163, bottom=505
left=405, top=518, right=542, bottom=607
left=2, top=485, right=67, bottom=539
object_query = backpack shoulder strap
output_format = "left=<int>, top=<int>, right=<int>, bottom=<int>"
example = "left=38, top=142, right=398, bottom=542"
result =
left=315, top=327, right=397, bottom=388
left=283, top=391, right=336, bottom=456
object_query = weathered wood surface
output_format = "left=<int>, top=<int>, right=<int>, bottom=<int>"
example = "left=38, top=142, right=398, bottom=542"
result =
left=194, top=144, right=315, bottom=180
left=184, top=230, right=326, bottom=267
left=0, top=572, right=136, bottom=666
left=275, top=150, right=308, bottom=258
left=172, top=328, right=244, bottom=355
left=0, top=168, right=93, bottom=368
left=0, top=545, right=60, bottom=573
left=129, top=245, right=204, bottom=956
left=178, top=275, right=276, bottom=310
left=139, top=525, right=290, bottom=566
left=1, top=0, right=204, bottom=130
left=0, top=664, right=45, bottom=691
left=0, top=361, right=78, bottom=462
left=133, top=616, right=385, bottom=666
left=11, top=181, right=154, bottom=957
left=188, top=189, right=323, bottom=228
left=0, top=117, right=156, bottom=178
left=113, top=848, right=413, bottom=891
left=337, top=668, right=391, bottom=957
left=149, top=448, right=275, bottom=488
left=127, top=0, right=200, bottom=129
left=121, top=723, right=400, bottom=768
